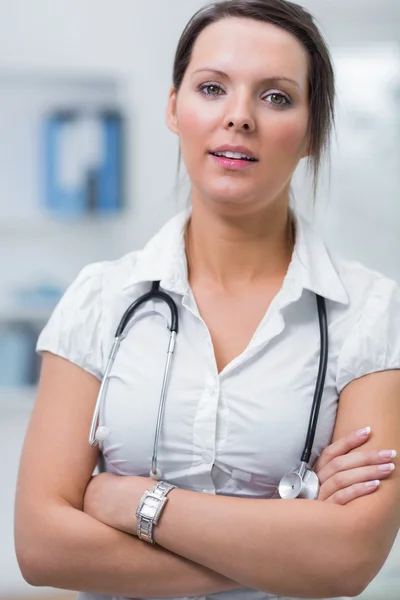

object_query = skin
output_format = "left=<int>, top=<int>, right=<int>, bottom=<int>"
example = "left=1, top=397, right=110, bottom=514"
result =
left=15, top=16, right=399, bottom=600
left=166, top=17, right=312, bottom=372
left=169, top=17, right=310, bottom=219
left=83, top=17, right=399, bottom=597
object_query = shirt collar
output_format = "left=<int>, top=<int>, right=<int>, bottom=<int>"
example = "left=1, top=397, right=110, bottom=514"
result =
left=289, top=210, right=349, bottom=305
left=122, top=208, right=349, bottom=305
left=122, top=209, right=190, bottom=294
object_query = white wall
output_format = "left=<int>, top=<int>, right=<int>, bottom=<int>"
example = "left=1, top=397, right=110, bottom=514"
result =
left=0, top=0, right=399, bottom=262
left=0, top=0, right=398, bottom=256
left=0, top=0, right=205, bottom=251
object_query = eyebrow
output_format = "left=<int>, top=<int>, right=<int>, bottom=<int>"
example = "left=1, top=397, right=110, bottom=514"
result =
left=192, top=68, right=303, bottom=93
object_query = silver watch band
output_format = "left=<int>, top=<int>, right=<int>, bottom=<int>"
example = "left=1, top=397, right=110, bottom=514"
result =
left=136, top=481, right=176, bottom=544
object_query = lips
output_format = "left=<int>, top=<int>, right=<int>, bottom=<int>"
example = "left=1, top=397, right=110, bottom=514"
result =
left=209, top=153, right=258, bottom=171
left=209, top=145, right=258, bottom=161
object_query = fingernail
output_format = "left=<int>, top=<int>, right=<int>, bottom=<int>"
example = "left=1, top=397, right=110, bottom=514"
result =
left=365, top=480, right=380, bottom=488
left=378, top=463, right=395, bottom=472
left=356, top=426, right=371, bottom=437
left=379, top=450, right=397, bottom=459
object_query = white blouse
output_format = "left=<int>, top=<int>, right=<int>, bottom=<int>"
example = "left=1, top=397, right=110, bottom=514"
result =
left=36, top=209, right=400, bottom=600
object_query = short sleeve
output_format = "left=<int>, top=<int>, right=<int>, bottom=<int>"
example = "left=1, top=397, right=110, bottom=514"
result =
left=36, top=262, right=104, bottom=380
left=336, top=277, right=400, bottom=393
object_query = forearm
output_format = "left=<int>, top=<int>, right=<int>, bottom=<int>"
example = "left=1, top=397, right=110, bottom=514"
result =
left=16, top=502, right=241, bottom=598
left=154, top=490, right=366, bottom=598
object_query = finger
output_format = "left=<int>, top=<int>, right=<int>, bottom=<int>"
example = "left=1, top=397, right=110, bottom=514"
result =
left=318, top=448, right=397, bottom=485
left=324, top=480, right=381, bottom=505
left=317, top=463, right=395, bottom=501
left=314, top=427, right=371, bottom=473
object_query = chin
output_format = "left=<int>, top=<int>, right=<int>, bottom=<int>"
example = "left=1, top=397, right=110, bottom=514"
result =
left=202, top=183, right=262, bottom=210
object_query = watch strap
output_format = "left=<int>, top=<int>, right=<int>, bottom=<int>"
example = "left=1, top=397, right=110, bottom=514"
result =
left=136, top=481, right=176, bottom=543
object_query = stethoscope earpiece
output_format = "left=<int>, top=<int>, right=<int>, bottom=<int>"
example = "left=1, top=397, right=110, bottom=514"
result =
left=150, top=467, right=163, bottom=480
left=95, top=426, right=110, bottom=442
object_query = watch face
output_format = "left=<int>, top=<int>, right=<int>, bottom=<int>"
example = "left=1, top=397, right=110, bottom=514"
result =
left=142, top=504, right=158, bottom=518
left=142, top=497, right=159, bottom=519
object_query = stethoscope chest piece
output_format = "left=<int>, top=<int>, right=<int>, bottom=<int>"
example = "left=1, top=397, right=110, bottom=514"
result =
left=279, top=463, right=319, bottom=500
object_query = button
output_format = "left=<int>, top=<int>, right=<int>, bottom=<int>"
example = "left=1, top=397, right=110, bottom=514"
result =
left=206, top=385, right=218, bottom=397
left=202, top=451, right=213, bottom=464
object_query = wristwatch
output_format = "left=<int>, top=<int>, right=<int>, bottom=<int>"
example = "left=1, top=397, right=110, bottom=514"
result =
left=136, top=481, right=176, bottom=544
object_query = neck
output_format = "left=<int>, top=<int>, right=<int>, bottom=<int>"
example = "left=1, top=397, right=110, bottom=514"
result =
left=185, top=197, right=295, bottom=292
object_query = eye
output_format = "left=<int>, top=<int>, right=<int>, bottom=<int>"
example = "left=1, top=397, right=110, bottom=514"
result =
left=264, top=92, right=292, bottom=108
left=198, top=83, right=224, bottom=97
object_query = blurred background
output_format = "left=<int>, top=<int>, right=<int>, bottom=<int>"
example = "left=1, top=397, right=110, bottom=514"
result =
left=0, top=0, right=399, bottom=598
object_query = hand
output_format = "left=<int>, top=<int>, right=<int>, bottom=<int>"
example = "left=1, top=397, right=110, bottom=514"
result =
left=314, top=427, right=396, bottom=504
left=83, top=472, right=153, bottom=534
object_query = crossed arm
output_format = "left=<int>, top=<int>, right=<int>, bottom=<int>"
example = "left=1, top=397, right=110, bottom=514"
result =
left=151, top=370, right=400, bottom=597
left=15, top=354, right=400, bottom=599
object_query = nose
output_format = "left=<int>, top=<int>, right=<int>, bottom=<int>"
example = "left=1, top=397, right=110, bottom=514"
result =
left=224, top=94, right=256, bottom=133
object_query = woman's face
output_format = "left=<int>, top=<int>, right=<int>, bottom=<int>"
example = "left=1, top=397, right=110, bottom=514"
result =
left=166, top=17, right=310, bottom=214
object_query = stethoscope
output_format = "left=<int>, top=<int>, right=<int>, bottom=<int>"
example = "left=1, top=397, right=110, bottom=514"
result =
left=89, top=281, right=328, bottom=500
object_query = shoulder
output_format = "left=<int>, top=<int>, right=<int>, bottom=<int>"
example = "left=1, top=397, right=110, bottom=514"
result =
left=330, top=251, right=400, bottom=317
left=36, top=249, right=144, bottom=379
left=329, top=253, right=400, bottom=392
left=64, top=248, right=146, bottom=309
left=80, top=249, right=142, bottom=291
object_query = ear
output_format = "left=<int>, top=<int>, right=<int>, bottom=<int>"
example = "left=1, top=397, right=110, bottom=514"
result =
left=166, top=87, right=179, bottom=135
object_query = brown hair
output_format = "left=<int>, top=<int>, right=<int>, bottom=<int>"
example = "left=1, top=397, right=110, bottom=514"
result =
left=172, top=0, right=335, bottom=201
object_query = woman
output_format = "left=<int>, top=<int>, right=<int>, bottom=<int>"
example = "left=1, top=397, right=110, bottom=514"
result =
left=15, top=1, right=400, bottom=599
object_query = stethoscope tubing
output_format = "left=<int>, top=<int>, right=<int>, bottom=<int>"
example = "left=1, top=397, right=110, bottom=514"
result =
left=89, top=281, right=179, bottom=460
left=89, top=336, right=122, bottom=446
left=116, top=281, right=178, bottom=337
left=89, top=282, right=328, bottom=496
left=301, top=294, right=328, bottom=464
